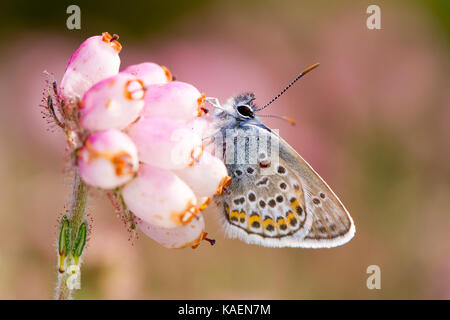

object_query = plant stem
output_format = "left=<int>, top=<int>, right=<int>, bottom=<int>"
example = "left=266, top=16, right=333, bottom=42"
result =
left=55, top=170, right=88, bottom=300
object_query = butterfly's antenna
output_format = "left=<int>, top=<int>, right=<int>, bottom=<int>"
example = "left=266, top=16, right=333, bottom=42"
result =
left=254, top=63, right=320, bottom=112
left=258, top=114, right=296, bottom=126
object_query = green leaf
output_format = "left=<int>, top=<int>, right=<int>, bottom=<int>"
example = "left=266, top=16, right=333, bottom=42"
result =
left=58, top=215, right=70, bottom=256
left=72, top=221, right=87, bottom=264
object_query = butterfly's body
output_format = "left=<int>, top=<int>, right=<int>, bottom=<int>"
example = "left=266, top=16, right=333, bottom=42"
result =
left=208, top=91, right=355, bottom=248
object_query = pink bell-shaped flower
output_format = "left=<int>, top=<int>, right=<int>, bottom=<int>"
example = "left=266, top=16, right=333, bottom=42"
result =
left=142, top=81, right=205, bottom=122
left=173, top=152, right=229, bottom=198
left=79, top=72, right=145, bottom=131
left=60, top=32, right=121, bottom=100
left=126, top=116, right=203, bottom=170
left=122, top=62, right=172, bottom=86
left=137, top=213, right=208, bottom=249
left=121, top=164, right=198, bottom=228
left=186, top=116, right=211, bottom=138
left=77, top=129, right=139, bottom=189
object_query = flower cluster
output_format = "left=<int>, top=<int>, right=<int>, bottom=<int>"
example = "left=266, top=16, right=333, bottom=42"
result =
left=55, top=32, right=230, bottom=249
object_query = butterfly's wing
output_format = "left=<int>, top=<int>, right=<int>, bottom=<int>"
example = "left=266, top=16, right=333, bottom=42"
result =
left=277, top=132, right=355, bottom=248
left=214, top=123, right=355, bottom=248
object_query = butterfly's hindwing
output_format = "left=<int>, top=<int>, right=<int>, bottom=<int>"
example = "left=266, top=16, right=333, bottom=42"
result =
left=214, top=122, right=355, bottom=248
left=279, top=132, right=355, bottom=247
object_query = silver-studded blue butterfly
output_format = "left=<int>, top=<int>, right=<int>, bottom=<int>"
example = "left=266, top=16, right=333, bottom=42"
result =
left=206, top=64, right=355, bottom=248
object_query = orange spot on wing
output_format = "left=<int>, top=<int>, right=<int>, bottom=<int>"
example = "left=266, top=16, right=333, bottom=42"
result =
left=263, top=217, right=275, bottom=231
left=248, top=213, right=262, bottom=229
left=230, top=210, right=239, bottom=222
left=276, top=217, right=288, bottom=230
left=239, top=210, right=246, bottom=223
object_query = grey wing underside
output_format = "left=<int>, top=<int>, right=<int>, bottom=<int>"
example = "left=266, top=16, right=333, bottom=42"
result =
left=214, top=124, right=355, bottom=248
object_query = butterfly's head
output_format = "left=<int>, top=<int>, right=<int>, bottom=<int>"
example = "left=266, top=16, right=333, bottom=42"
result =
left=231, top=92, right=257, bottom=121
left=209, top=63, right=320, bottom=128
left=207, top=93, right=258, bottom=128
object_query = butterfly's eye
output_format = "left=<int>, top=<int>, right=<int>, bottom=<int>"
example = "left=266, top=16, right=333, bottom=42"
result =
left=236, top=105, right=254, bottom=118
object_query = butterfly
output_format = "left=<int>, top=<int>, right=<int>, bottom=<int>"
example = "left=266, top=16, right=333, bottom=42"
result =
left=206, top=63, right=355, bottom=248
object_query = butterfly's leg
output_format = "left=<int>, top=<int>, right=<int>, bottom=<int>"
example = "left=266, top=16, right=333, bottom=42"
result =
left=205, top=97, right=221, bottom=108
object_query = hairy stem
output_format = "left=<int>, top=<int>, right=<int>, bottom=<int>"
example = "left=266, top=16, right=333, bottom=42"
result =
left=55, top=170, right=88, bottom=300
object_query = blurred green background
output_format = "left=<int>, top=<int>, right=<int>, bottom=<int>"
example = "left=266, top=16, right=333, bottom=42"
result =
left=0, top=0, right=449, bottom=299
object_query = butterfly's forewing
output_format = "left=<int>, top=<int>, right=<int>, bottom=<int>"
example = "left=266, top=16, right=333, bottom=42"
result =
left=215, top=123, right=355, bottom=248
left=277, top=132, right=355, bottom=248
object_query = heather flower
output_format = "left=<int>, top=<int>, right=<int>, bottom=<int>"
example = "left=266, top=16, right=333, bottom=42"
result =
left=77, top=129, right=139, bottom=189
left=79, top=72, right=145, bottom=131
left=121, top=164, right=198, bottom=228
left=126, top=115, right=203, bottom=170
left=187, top=116, right=211, bottom=137
left=44, top=32, right=230, bottom=299
left=56, top=32, right=229, bottom=239
left=142, top=81, right=206, bottom=121
left=173, top=151, right=229, bottom=198
left=60, top=32, right=121, bottom=100
left=137, top=213, right=208, bottom=249
left=122, top=62, right=172, bottom=86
